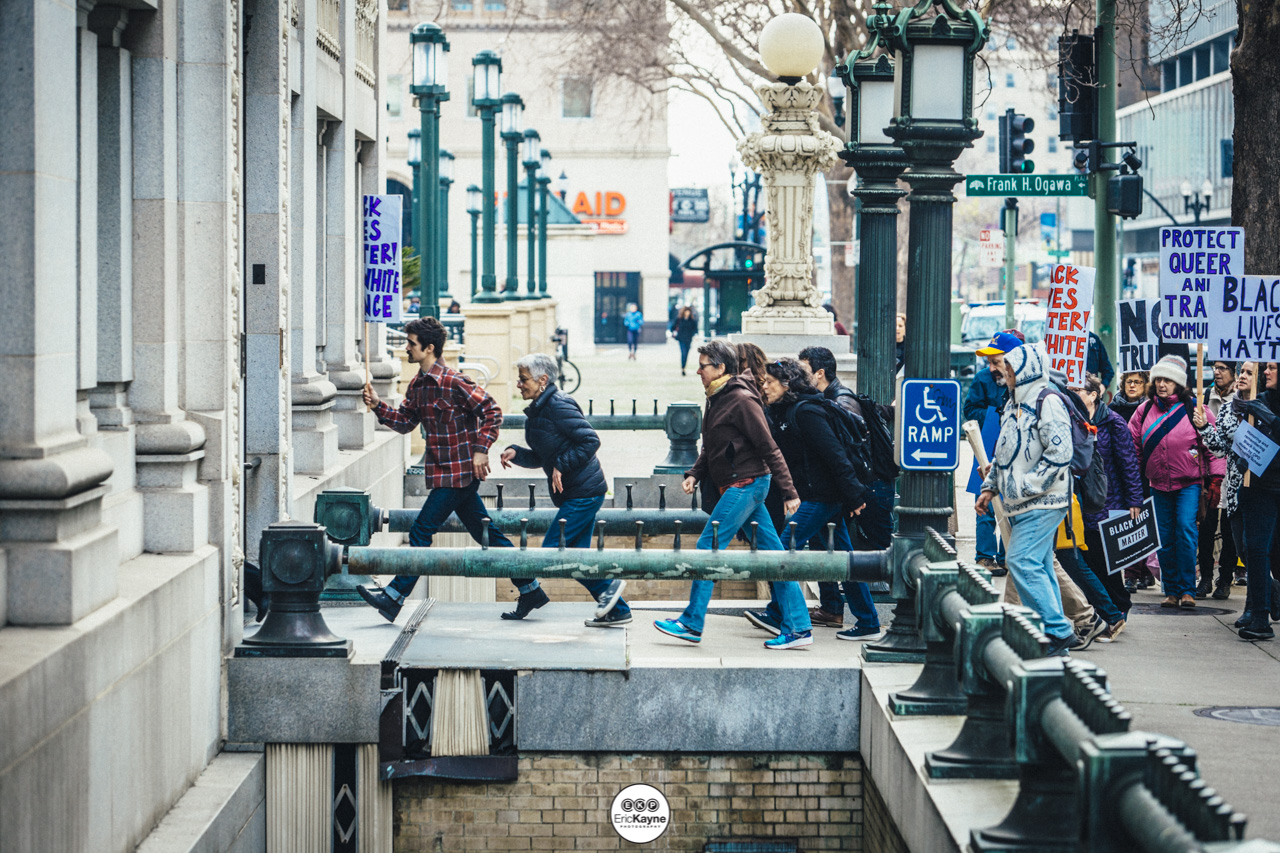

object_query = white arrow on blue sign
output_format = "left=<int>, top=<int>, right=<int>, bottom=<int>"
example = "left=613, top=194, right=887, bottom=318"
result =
left=897, top=379, right=961, bottom=471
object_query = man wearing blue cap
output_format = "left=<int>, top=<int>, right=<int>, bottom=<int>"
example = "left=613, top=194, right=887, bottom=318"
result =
left=963, top=330, right=1025, bottom=577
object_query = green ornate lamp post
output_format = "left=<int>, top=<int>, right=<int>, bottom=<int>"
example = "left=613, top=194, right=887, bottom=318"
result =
left=409, top=22, right=449, bottom=319
left=537, top=149, right=552, bottom=298
left=437, top=149, right=454, bottom=302
left=466, top=184, right=482, bottom=299
left=521, top=129, right=541, bottom=299
left=407, top=128, right=421, bottom=256
left=471, top=50, right=503, bottom=302
left=500, top=92, right=525, bottom=300
left=869, top=0, right=987, bottom=667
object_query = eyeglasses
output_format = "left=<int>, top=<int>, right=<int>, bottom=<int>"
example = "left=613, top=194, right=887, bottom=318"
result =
left=696, top=362, right=716, bottom=372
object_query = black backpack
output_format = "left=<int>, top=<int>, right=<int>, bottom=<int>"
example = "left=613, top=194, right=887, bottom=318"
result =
left=788, top=398, right=874, bottom=484
left=1035, top=384, right=1108, bottom=516
left=834, top=387, right=900, bottom=482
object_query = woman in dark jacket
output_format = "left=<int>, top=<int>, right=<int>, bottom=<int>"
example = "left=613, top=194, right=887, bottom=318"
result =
left=669, top=306, right=698, bottom=375
left=1075, top=372, right=1144, bottom=639
left=745, top=359, right=881, bottom=641
left=500, top=353, right=630, bottom=627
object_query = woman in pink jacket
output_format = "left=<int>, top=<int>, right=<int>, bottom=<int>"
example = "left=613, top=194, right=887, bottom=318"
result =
left=1129, top=354, right=1216, bottom=608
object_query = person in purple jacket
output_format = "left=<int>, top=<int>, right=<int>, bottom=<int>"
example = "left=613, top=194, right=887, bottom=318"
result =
left=1075, top=373, right=1144, bottom=641
left=1129, top=354, right=1216, bottom=608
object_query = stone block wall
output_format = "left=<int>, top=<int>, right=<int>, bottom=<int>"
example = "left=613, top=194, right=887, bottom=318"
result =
left=394, top=753, right=863, bottom=851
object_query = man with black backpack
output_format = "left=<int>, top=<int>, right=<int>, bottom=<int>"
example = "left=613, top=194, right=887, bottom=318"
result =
left=799, top=346, right=897, bottom=638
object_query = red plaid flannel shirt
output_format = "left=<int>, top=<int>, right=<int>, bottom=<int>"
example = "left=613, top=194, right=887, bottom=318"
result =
left=374, top=361, right=503, bottom=489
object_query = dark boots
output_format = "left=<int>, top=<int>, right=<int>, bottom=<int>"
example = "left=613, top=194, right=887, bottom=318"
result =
left=357, top=585, right=403, bottom=623
left=501, top=586, right=550, bottom=620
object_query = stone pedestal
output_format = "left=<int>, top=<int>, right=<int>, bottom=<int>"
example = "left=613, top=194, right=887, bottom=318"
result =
left=509, top=302, right=532, bottom=362
left=290, top=379, right=339, bottom=476
left=136, top=451, right=210, bottom=553
left=328, top=367, right=375, bottom=450
left=461, top=303, right=516, bottom=407
left=730, top=332, right=856, bottom=387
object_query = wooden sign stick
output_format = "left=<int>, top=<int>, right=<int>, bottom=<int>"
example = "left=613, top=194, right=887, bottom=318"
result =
left=364, top=321, right=371, bottom=403
left=1195, top=342, right=1206, bottom=419
left=963, top=419, right=1013, bottom=544
left=1245, top=362, right=1261, bottom=487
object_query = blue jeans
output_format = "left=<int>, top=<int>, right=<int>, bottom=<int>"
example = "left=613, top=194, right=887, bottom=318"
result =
left=526, top=495, right=630, bottom=616
left=774, top=501, right=878, bottom=630
left=819, top=478, right=895, bottom=610
left=976, top=510, right=1007, bottom=563
left=1056, top=545, right=1123, bottom=624
left=1240, top=489, right=1280, bottom=618
left=387, top=479, right=514, bottom=602
left=678, top=340, right=692, bottom=369
left=1152, top=485, right=1201, bottom=598
left=1005, top=507, right=1073, bottom=641
left=626, top=329, right=640, bottom=352
left=679, top=475, right=811, bottom=635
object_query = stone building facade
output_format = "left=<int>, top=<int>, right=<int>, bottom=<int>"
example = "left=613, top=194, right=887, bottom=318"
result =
left=0, top=0, right=403, bottom=850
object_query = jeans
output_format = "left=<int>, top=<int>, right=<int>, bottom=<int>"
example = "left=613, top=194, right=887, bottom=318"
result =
left=818, top=478, right=895, bottom=609
left=1056, top=544, right=1123, bottom=625
left=626, top=329, right=640, bottom=352
left=1081, top=527, right=1131, bottom=615
left=387, top=479, right=514, bottom=602
left=1152, top=485, right=1201, bottom=598
left=975, top=510, right=1007, bottom=563
left=679, top=475, right=811, bottom=635
left=527, top=495, right=630, bottom=616
left=1005, top=507, right=1074, bottom=641
left=1198, top=503, right=1236, bottom=588
left=768, top=501, right=879, bottom=630
left=678, top=340, right=692, bottom=369
left=1241, top=489, right=1280, bottom=618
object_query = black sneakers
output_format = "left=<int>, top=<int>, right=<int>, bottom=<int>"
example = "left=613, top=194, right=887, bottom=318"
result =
left=1045, top=633, right=1074, bottom=658
left=585, top=609, right=633, bottom=628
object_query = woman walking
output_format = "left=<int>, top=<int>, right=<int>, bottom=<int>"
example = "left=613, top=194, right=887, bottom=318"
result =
left=669, top=306, right=698, bottom=375
left=623, top=303, right=644, bottom=360
left=1128, top=354, right=1214, bottom=608
left=1075, top=372, right=1144, bottom=640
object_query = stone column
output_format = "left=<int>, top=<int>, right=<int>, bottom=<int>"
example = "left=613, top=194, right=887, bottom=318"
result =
left=461, top=305, right=516, bottom=409
left=737, top=82, right=842, bottom=335
left=76, top=1, right=100, bottom=440
left=244, top=0, right=294, bottom=557
left=0, top=0, right=118, bottom=625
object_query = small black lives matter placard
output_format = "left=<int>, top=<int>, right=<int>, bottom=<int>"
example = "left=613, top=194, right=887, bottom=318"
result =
left=1098, top=496, right=1161, bottom=574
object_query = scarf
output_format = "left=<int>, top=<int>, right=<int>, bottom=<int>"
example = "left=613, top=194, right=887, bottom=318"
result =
left=705, top=375, right=731, bottom=397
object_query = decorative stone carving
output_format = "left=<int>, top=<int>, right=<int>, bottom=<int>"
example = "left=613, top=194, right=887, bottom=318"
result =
left=735, top=81, right=842, bottom=327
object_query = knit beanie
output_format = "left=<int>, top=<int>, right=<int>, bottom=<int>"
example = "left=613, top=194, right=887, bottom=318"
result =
left=1149, top=354, right=1188, bottom=389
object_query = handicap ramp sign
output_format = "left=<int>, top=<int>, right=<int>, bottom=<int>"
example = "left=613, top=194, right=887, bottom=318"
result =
left=898, top=379, right=961, bottom=471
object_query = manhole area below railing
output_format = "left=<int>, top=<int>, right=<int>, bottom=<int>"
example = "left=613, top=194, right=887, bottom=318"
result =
left=1193, top=706, right=1280, bottom=726
left=1129, top=603, right=1233, bottom=616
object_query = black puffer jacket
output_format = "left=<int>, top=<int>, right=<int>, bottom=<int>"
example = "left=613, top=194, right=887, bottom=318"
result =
left=768, top=392, right=869, bottom=508
left=505, top=384, right=607, bottom=506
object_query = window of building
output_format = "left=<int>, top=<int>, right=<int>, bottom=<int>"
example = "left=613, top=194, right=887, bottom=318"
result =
left=1212, top=36, right=1231, bottom=74
left=986, top=108, right=996, bottom=121
left=1005, top=72, right=1015, bottom=88
left=388, top=0, right=408, bottom=8
left=1178, top=53, right=1193, bottom=87
left=1162, top=59, right=1177, bottom=92
left=1222, top=138, right=1234, bottom=179
left=1048, top=104, right=1057, bottom=121
left=465, top=75, right=477, bottom=118
left=1048, top=72, right=1058, bottom=92
left=450, top=0, right=473, bottom=8
left=987, top=136, right=996, bottom=153
left=1006, top=35, right=1017, bottom=50
left=483, top=0, right=506, bottom=10
left=1048, top=137, right=1057, bottom=153
left=386, top=74, right=403, bottom=117
left=1195, top=45, right=1211, bottom=81
left=562, top=77, right=593, bottom=118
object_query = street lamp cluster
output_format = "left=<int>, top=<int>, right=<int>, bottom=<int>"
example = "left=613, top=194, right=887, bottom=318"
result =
left=407, top=24, right=553, bottom=316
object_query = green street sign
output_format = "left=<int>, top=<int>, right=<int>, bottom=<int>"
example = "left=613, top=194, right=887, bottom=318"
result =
left=964, top=174, right=1089, bottom=197
left=1048, top=249, right=1072, bottom=258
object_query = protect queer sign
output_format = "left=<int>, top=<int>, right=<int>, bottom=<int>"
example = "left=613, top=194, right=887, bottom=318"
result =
left=1157, top=226, right=1243, bottom=343
left=363, top=194, right=403, bottom=323
left=1206, top=275, right=1280, bottom=362
left=1043, top=263, right=1095, bottom=386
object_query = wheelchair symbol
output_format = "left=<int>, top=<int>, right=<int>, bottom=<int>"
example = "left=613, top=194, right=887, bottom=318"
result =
left=915, top=387, right=943, bottom=424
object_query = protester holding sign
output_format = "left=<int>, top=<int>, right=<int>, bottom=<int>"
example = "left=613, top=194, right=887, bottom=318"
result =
left=1074, top=372, right=1144, bottom=638
left=1195, top=363, right=1256, bottom=602
left=1195, top=362, right=1280, bottom=639
left=1042, top=264, right=1096, bottom=387
left=1195, top=362, right=1239, bottom=598
left=1129, top=354, right=1215, bottom=609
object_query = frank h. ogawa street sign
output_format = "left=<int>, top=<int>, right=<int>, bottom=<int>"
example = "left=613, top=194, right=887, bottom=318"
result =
left=965, top=174, right=1089, bottom=197
left=898, top=379, right=961, bottom=471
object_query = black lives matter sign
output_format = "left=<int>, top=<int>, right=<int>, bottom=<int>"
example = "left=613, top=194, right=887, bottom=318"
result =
left=1097, top=496, right=1161, bottom=574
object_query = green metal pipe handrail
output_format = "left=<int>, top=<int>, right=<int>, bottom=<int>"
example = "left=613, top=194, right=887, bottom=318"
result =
left=395, top=508, right=709, bottom=537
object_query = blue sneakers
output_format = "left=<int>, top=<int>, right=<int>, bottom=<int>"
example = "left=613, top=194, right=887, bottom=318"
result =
left=764, top=631, right=813, bottom=650
left=744, top=609, right=781, bottom=636
left=654, top=619, right=702, bottom=643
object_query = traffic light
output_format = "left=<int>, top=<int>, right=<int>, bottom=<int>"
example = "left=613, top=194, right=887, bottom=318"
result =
left=999, top=109, right=1035, bottom=174
left=1058, top=31, right=1096, bottom=143
left=1107, top=172, right=1144, bottom=219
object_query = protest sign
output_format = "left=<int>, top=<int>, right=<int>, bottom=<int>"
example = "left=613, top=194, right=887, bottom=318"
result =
left=1157, top=226, right=1244, bottom=343
left=1206, top=275, right=1280, bottom=362
left=1118, top=298, right=1160, bottom=373
left=1233, top=421, right=1280, bottom=477
left=1098, top=497, right=1161, bottom=574
left=1043, top=263, right=1095, bottom=386
left=363, top=194, right=403, bottom=324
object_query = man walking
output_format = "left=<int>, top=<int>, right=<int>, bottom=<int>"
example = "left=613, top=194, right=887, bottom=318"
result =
left=797, top=346, right=895, bottom=638
left=975, top=342, right=1076, bottom=657
left=654, top=340, right=813, bottom=649
left=357, top=317, right=518, bottom=622
left=964, top=330, right=1025, bottom=576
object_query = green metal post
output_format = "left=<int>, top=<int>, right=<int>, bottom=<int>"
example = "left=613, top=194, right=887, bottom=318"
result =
left=1003, top=199, right=1018, bottom=327
left=537, top=175, right=551, bottom=297
left=409, top=161, right=420, bottom=254
left=438, top=174, right=452, bottom=302
left=503, top=132, right=521, bottom=299
left=525, top=162, right=538, bottom=298
left=469, top=209, right=479, bottom=299
left=476, top=104, right=501, bottom=302
left=1093, top=0, right=1118, bottom=358
left=418, top=92, right=440, bottom=318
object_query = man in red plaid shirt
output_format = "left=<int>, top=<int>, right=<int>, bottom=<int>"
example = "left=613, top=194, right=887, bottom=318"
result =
left=357, top=316, right=533, bottom=622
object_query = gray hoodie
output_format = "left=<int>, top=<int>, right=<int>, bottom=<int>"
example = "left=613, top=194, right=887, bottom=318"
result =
left=980, top=343, right=1073, bottom=516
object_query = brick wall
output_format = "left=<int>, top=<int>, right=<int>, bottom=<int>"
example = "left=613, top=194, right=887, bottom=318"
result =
left=394, top=753, right=863, bottom=851
left=862, top=767, right=908, bottom=853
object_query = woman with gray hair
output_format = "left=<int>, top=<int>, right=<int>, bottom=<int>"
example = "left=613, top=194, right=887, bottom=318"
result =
left=499, top=353, right=630, bottom=626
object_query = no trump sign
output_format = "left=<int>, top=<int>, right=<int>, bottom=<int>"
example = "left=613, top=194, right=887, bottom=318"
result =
left=1158, top=226, right=1243, bottom=343
left=363, top=194, right=403, bottom=324
left=1043, top=263, right=1095, bottom=387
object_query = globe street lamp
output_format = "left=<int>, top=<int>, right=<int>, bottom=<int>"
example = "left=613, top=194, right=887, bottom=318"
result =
left=437, top=149, right=455, bottom=301
left=466, top=184, right=482, bottom=299
left=410, top=22, right=449, bottom=318
left=500, top=92, right=525, bottom=300
left=521, top=129, right=542, bottom=299
left=1182, top=179, right=1214, bottom=223
left=471, top=50, right=503, bottom=302
left=538, top=149, right=552, bottom=297
left=407, top=128, right=421, bottom=256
